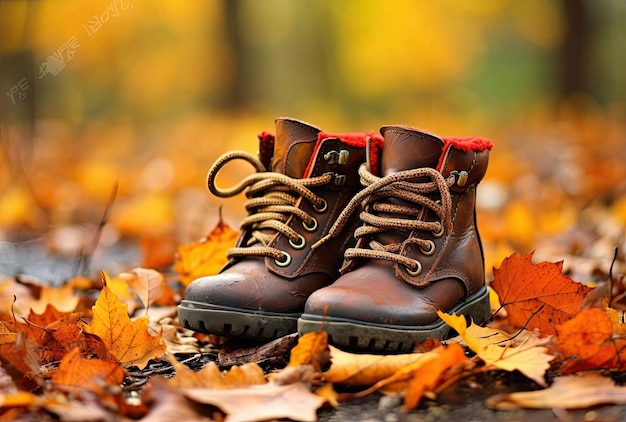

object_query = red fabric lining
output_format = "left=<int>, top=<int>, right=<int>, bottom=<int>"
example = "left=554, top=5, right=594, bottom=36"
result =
left=437, top=136, right=493, bottom=171
left=442, top=136, right=493, bottom=152
left=257, top=131, right=276, bottom=169
left=258, top=131, right=275, bottom=142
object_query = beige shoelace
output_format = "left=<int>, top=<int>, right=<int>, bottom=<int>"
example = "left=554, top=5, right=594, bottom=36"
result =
left=207, top=150, right=334, bottom=265
left=313, top=163, right=455, bottom=273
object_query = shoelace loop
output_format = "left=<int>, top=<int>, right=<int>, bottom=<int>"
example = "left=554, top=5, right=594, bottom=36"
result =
left=313, top=163, right=454, bottom=272
left=206, top=150, right=333, bottom=263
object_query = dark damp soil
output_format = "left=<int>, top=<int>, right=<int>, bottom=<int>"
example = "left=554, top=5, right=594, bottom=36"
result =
left=317, top=370, right=626, bottom=422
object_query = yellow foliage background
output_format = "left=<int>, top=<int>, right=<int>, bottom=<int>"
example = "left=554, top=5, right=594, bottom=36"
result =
left=0, top=0, right=624, bottom=279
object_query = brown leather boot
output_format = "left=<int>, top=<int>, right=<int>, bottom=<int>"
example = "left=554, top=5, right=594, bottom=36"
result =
left=178, top=118, right=383, bottom=340
left=298, top=125, right=493, bottom=352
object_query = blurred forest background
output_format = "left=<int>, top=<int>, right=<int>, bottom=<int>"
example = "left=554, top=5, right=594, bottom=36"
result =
left=0, top=0, right=625, bottom=281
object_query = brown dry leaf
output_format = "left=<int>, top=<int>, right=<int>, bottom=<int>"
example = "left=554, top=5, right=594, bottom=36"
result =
left=555, top=307, right=626, bottom=373
left=491, top=252, right=592, bottom=335
left=51, top=347, right=126, bottom=397
left=136, top=378, right=215, bottom=422
left=119, top=268, right=168, bottom=311
left=0, top=333, right=43, bottom=377
left=166, top=358, right=266, bottom=389
left=287, top=330, right=330, bottom=371
left=182, top=382, right=324, bottom=422
left=36, top=323, right=110, bottom=367
left=44, top=397, right=118, bottom=422
left=49, top=324, right=112, bottom=361
left=2, top=305, right=111, bottom=373
left=83, top=271, right=166, bottom=368
left=322, top=345, right=441, bottom=386
left=174, top=216, right=239, bottom=286
left=403, top=343, right=468, bottom=410
left=486, top=372, right=626, bottom=410
left=438, top=311, right=553, bottom=386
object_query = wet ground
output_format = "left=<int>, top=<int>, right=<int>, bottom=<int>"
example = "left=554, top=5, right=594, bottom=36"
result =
left=3, top=238, right=626, bottom=422
left=317, top=371, right=626, bottom=422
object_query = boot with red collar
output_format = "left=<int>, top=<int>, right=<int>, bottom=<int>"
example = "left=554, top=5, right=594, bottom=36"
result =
left=298, top=125, right=493, bottom=352
left=179, top=118, right=383, bottom=340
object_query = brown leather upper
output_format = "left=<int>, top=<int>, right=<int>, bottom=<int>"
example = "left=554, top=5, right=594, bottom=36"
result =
left=303, top=125, right=491, bottom=326
left=184, top=118, right=372, bottom=313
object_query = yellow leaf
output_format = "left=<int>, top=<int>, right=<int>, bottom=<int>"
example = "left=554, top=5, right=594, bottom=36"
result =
left=30, top=284, right=80, bottom=315
left=315, top=382, right=339, bottom=408
left=174, top=216, right=239, bottom=286
left=0, top=185, right=40, bottom=227
left=111, top=192, right=174, bottom=237
left=604, top=305, right=626, bottom=336
left=84, top=271, right=166, bottom=369
left=438, top=311, right=553, bottom=386
left=323, top=345, right=440, bottom=386
left=106, top=275, right=135, bottom=302
left=0, top=391, right=41, bottom=408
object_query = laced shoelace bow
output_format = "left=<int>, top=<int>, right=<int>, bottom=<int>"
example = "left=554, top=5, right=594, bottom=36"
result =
left=207, top=150, right=334, bottom=264
left=313, top=162, right=455, bottom=273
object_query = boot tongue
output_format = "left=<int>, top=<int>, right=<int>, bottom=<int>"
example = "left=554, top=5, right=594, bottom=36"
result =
left=379, top=126, right=444, bottom=175
left=371, top=126, right=445, bottom=250
left=272, top=118, right=321, bottom=177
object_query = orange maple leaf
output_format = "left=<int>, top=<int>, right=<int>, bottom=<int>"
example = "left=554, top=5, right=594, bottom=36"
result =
left=83, top=271, right=166, bottom=369
left=0, top=321, right=19, bottom=345
left=491, top=252, right=592, bottom=334
left=174, top=215, right=239, bottom=286
left=403, top=344, right=467, bottom=410
left=287, top=331, right=330, bottom=372
left=51, top=347, right=126, bottom=397
left=555, top=307, right=626, bottom=373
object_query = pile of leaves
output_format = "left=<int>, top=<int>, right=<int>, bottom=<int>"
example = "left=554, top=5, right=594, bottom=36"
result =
left=2, top=216, right=626, bottom=422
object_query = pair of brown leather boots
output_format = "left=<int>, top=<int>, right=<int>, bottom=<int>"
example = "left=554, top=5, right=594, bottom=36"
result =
left=178, top=118, right=493, bottom=353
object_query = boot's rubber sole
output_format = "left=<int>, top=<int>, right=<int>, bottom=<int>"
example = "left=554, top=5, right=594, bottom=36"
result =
left=297, top=285, right=491, bottom=353
left=178, top=300, right=300, bottom=340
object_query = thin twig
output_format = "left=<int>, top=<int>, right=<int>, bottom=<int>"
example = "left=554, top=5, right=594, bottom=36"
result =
left=609, top=247, right=619, bottom=306
left=495, top=303, right=545, bottom=344
left=73, top=182, right=118, bottom=277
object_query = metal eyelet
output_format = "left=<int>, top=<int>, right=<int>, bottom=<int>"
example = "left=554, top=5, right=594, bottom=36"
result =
left=405, top=260, right=422, bottom=276
left=420, top=240, right=436, bottom=256
left=314, top=198, right=328, bottom=213
left=433, top=224, right=445, bottom=238
left=289, top=234, right=306, bottom=250
left=302, top=217, right=318, bottom=232
left=275, top=252, right=292, bottom=267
